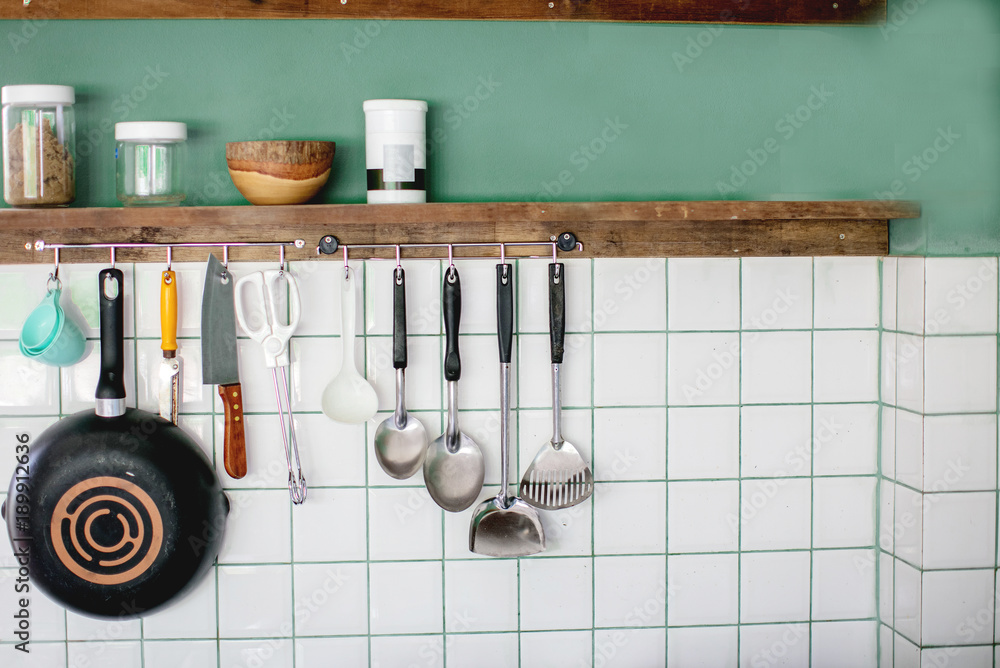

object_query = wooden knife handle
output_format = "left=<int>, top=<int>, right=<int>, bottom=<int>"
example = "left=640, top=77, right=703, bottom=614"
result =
left=219, top=383, right=248, bottom=479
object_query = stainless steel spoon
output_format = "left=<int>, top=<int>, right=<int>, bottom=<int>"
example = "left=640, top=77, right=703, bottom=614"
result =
left=423, top=265, right=485, bottom=512
left=374, top=266, right=428, bottom=479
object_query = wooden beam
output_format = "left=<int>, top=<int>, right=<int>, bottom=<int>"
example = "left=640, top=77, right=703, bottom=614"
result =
left=5, top=0, right=886, bottom=23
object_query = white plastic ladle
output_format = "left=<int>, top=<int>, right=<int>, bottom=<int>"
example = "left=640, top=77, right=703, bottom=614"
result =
left=321, top=267, right=378, bottom=424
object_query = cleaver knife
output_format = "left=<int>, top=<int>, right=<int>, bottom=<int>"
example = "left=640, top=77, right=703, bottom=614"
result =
left=158, top=269, right=180, bottom=424
left=202, top=253, right=248, bottom=479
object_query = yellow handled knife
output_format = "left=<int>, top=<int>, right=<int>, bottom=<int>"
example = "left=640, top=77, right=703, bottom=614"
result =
left=159, top=269, right=180, bottom=424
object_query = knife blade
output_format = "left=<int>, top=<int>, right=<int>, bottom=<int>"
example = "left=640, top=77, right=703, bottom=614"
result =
left=158, top=269, right=180, bottom=424
left=202, top=253, right=248, bottom=479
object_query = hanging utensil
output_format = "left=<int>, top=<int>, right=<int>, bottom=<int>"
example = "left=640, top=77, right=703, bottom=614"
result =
left=158, top=268, right=180, bottom=424
left=234, top=268, right=307, bottom=504
left=321, top=266, right=378, bottom=424
left=374, top=265, right=429, bottom=479
left=519, top=263, right=593, bottom=510
left=423, top=264, right=485, bottom=512
left=201, top=254, right=248, bottom=479
left=470, top=262, right=545, bottom=556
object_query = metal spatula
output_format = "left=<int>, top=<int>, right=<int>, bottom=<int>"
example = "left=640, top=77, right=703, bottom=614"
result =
left=519, top=263, right=593, bottom=510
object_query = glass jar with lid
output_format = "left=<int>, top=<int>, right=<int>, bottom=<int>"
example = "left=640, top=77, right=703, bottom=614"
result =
left=1, top=84, right=76, bottom=207
left=115, top=122, right=187, bottom=206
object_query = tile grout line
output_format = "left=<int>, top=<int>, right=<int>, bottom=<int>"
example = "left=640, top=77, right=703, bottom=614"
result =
left=736, top=256, right=743, bottom=665
left=663, top=257, right=670, bottom=662
left=808, top=257, right=815, bottom=668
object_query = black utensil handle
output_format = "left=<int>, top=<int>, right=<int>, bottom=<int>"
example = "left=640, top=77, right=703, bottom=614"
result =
left=443, top=267, right=462, bottom=381
left=497, top=264, right=514, bottom=364
left=97, top=268, right=126, bottom=401
left=549, top=263, right=566, bottom=364
left=393, top=267, right=407, bottom=369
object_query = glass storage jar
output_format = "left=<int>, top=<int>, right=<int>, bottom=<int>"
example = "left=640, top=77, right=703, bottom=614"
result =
left=1, top=84, right=76, bottom=207
left=115, top=122, right=187, bottom=206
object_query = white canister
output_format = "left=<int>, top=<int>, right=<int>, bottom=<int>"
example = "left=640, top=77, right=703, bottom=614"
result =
left=363, top=99, right=427, bottom=204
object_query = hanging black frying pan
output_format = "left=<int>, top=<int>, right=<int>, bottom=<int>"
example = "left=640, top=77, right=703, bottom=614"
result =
left=3, top=267, right=230, bottom=619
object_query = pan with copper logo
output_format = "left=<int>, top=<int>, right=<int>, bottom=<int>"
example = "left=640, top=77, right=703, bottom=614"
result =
left=3, top=268, right=230, bottom=619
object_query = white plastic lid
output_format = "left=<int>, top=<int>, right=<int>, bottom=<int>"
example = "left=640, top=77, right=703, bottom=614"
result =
left=1, top=85, right=75, bottom=106
left=363, top=99, right=428, bottom=113
left=115, top=122, right=187, bottom=142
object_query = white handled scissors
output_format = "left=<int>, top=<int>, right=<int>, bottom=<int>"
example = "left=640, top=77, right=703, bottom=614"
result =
left=234, top=269, right=307, bottom=504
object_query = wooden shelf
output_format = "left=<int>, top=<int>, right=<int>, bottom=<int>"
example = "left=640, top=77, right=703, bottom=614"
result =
left=5, top=0, right=885, bottom=24
left=0, top=200, right=920, bottom=264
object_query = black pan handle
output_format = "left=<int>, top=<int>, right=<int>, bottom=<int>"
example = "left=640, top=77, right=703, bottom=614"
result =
left=96, top=268, right=126, bottom=411
left=549, top=263, right=565, bottom=364
left=497, top=264, right=514, bottom=364
left=393, top=267, right=407, bottom=370
left=443, top=267, right=461, bottom=382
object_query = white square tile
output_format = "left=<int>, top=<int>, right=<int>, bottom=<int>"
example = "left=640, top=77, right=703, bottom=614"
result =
left=1, top=637, right=64, bottom=666
left=593, top=258, right=666, bottom=331
left=144, top=640, right=218, bottom=668
left=519, top=333, right=591, bottom=409
left=895, top=409, right=923, bottom=490
left=0, top=264, right=56, bottom=339
left=895, top=334, right=924, bottom=413
left=741, top=258, right=813, bottom=330
left=668, top=480, right=739, bottom=553
left=894, top=631, right=920, bottom=668
left=134, top=261, right=207, bottom=338
left=666, top=553, right=738, bottom=625
left=813, top=404, right=878, bottom=475
left=814, top=257, right=880, bottom=328
left=594, top=628, right=665, bottom=666
left=739, top=623, right=809, bottom=667
left=922, top=569, right=995, bottom=645
left=924, top=415, right=997, bottom=491
left=813, top=477, right=876, bottom=548
left=448, top=259, right=509, bottom=335
left=0, top=569, right=65, bottom=640
left=364, top=259, right=442, bottom=336
left=894, top=558, right=922, bottom=643
left=293, top=413, right=367, bottom=487
left=924, top=336, right=997, bottom=413
left=142, top=571, right=217, bottom=639
left=667, top=626, right=737, bottom=667
left=593, top=482, right=666, bottom=554
left=368, top=487, right=442, bottom=560
left=880, top=480, right=894, bottom=554
left=739, top=478, right=811, bottom=551
left=667, top=258, right=740, bottom=331
left=882, top=257, right=897, bottom=331
left=520, top=631, right=592, bottom=668
left=923, top=492, right=997, bottom=569
left=667, top=406, right=739, bottom=479
left=814, top=330, right=879, bottom=403
left=879, top=551, right=894, bottom=623
left=69, top=641, right=142, bottom=668
left=520, top=557, right=592, bottom=631
left=292, top=488, right=367, bottom=562
left=595, top=333, right=666, bottom=406
left=219, top=489, right=291, bottom=563
left=593, top=408, right=666, bottom=481
left=811, top=620, right=877, bottom=668
left=66, top=610, right=141, bottom=640
left=293, top=562, right=368, bottom=636
left=667, top=333, right=739, bottom=406
left=922, top=646, right=993, bottom=668
left=369, top=561, right=443, bottom=634
left=812, top=549, right=877, bottom=620
left=881, top=332, right=897, bottom=406
left=447, top=633, right=519, bottom=668
left=594, top=555, right=666, bottom=627
left=366, top=335, right=442, bottom=412
left=370, top=635, right=442, bottom=668
left=897, top=257, right=925, bottom=335
left=741, top=331, right=812, bottom=404
left=894, top=484, right=923, bottom=567
left=292, top=260, right=364, bottom=336
left=740, top=551, right=810, bottom=623
left=218, top=565, right=293, bottom=637
left=534, top=502, right=593, bottom=558
left=740, top=405, right=812, bottom=477
left=444, top=560, right=518, bottom=633
left=455, top=334, right=512, bottom=410
left=220, top=640, right=292, bottom=668
left=518, top=259, right=592, bottom=334
left=881, top=406, right=896, bottom=480
left=924, top=258, right=998, bottom=334
left=58, top=339, right=134, bottom=412
left=296, top=637, right=368, bottom=668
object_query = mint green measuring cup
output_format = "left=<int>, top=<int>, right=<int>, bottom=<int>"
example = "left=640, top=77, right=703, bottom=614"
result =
left=18, top=283, right=87, bottom=367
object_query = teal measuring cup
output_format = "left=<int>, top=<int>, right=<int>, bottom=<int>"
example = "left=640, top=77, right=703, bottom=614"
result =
left=18, top=283, right=87, bottom=367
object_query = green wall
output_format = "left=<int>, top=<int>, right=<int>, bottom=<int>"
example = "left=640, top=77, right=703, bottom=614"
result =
left=1, top=0, right=997, bottom=255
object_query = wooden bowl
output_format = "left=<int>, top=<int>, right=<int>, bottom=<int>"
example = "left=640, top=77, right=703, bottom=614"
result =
left=226, top=141, right=335, bottom=205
